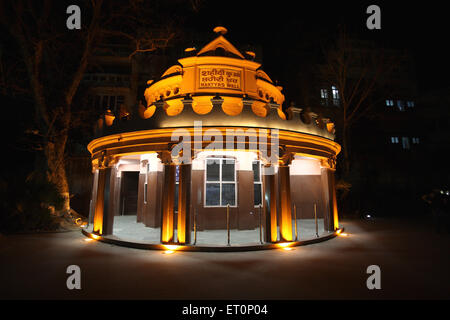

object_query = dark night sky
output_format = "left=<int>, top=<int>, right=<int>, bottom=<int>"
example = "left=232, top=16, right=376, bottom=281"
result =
left=185, top=1, right=449, bottom=94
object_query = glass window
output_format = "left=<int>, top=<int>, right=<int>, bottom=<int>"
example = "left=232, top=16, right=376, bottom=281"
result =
left=175, top=165, right=180, bottom=183
left=144, top=183, right=148, bottom=204
left=110, top=96, right=116, bottom=109
left=320, top=89, right=329, bottom=106
left=117, top=95, right=125, bottom=105
left=391, top=136, right=399, bottom=144
left=397, top=100, right=405, bottom=111
left=221, top=160, right=235, bottom=181
left=254, top=184, right=262, bottom=207
left=331, top=86, right=339, bottom=99
left=206, top=159, right=220, bottom=181
left=253, top=160, right=263, bottom=207
left=205, top=183, right=220, bottom=206
left=407, top=101, right=415, bottom=108
left=102, top=96, right=109, bottom=109
left=412, top=137, right=420, bottom=144
left=252, top=161, right=260, bottom=182
left=331, top=86, right=340, bottom=106
left=205, top=158, right=236, bottom=207
left=402, top=137, right=410, bottom=149
left=221, top=184, right=236, bottom=206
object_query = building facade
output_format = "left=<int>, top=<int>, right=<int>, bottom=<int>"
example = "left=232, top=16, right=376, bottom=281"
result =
left=85, top=28, right=341, bottom=248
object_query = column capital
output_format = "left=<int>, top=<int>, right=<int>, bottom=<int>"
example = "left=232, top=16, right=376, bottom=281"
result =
left=169, top=143, right=195, bottom=165
left=97, top=151, right=117, bottom=169
left=320, top=156, right=337, bottom=170
left=278, top=146, right=294, bottom=166
left=157, top=150, right=173, bottom=165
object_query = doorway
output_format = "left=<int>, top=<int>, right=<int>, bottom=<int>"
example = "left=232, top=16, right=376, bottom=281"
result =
left=120, top=171, right=139, bottom=215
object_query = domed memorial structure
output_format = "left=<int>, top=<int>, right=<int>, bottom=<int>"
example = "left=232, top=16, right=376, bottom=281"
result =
left=84, top=27, right=341, bottom=250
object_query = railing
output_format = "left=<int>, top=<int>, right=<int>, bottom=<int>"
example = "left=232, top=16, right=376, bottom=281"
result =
left=227, top=204, right=230, bottom=246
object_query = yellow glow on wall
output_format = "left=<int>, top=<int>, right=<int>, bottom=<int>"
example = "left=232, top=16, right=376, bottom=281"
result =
left=326, top=122, right=335, bottom=133
left=104, top=110, right=115, bottom=126
left=333, top=206, right=340, bottom=231
left=93, top=214, right=103, bottom=235
left=163, top=244, right=180, bottom=251
left=87, top=127, right=340, bottom=159
left=251, top=101, right=267, bottom=117
left=192, top=96, right=213, bottom=114
left=161, top=165, right=175, bottom=243
left=164, top=99, right=184, bottom=116
left=280, top=213, right=293, bottom=242
left=277, top=108, right=286, bottom=120
left=177, top=218, right=186, bottom=244
left=161, top=213, right=174, bottom=243
left=276, top=242, right=292, bottom=248
left=222, top=96, right=243, bottom=116
left=290, top=157, right=322, bottom=175
left=278, top=166, right=293, bottom=242
left=331, top=176, right=339, bottom=231
left=143, top=105, right=156, bottom=119
left=270, top=217, right=278, bottom=242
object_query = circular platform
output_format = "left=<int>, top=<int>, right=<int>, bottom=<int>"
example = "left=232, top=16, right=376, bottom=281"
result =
left=81, top=221, right=343, bottom=252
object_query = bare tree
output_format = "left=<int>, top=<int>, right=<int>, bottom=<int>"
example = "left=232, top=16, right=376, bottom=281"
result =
left=320, top=28, right=396, bottom=175
left=0, top=0, right=105, bottom=212
left=0, top=0, right=196, bottom=215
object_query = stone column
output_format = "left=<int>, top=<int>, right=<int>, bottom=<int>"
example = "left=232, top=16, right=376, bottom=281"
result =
left=321, top=158, right=339, bottom=231
left=93, top=163, right=115, bottom=236
left=136, top=160, right=148, bottom=223
left=278, top=164, right=293, bottom=241
left=262, top=164, right=278, bottom=242
left=88, top=169, right=99, bottom=225
left=159, top=151, right=176, bottom=243
left=177, top=164, right=192, bottom=244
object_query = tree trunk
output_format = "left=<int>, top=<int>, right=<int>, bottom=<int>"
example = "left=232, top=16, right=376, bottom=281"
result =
left=44, top=136, right=70, bottom=212
left=342, top=124, right=351, bottom=177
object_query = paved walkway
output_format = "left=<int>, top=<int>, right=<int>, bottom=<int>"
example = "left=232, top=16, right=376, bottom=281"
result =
left=1, top=217, right=449, bottom=299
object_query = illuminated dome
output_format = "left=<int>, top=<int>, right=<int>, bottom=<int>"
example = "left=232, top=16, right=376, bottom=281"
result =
left=84, top=27, right=342, bottom=251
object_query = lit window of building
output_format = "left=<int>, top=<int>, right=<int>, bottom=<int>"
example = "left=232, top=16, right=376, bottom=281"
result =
left=385, top=99, right=394, bottom=106
left=402, top=137, right=410, bottom=149
left=331, top=86, right=340, bottom=106
left=412, top=137, right=420, bottom=144
left=205, top=158, right=236, bottom=207
left=397, top=100, right=405, bottom=111
left=320, top=89, right=328, bottom=106
left=391, top=136, right=399, bottom=144
left=406, top=101, right=415, bottom=108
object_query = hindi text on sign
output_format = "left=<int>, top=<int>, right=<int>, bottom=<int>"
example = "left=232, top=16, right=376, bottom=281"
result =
left=199, top=68, right=242, bottom=90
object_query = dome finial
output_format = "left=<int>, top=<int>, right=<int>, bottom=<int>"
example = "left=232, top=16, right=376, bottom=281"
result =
left=213, top=26, right=227, bottom=35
